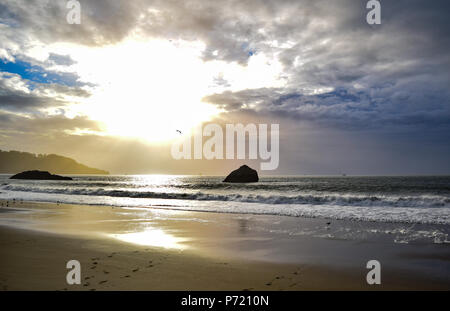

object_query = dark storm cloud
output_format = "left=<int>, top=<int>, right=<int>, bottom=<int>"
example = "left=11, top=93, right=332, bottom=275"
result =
left=0, top=1, right=384, bottom=63
left=0, top=0, right=140, bottom=47
left=0, top=91, right=50, bottom=111
left=194, top=0, right=450, bottom=132
left=0, top=72, right=90, bottom=112
left=0, top=74, right=57, bottom=111
left=203, top=85, right=450, bottom=131
left=2, top=0, right=449, bottom=67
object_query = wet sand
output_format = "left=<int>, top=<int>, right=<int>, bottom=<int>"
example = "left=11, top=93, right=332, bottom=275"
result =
left=0, top=200, right=449, bottom=290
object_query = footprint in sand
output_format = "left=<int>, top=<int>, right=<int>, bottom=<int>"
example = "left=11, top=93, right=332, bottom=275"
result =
left=266, top=275, right=285, bottom=286
left=265, top=268, right=301, bottom=289
left=107, top=252, right=116, bottom=258
left=90, top=266, right=97, bottom=270
left=147, top=264, right=154, bottom=268
left=99, top=280, right=108, bottom=285
left=292, top=267, right=302, bottom=276
left=120, top=275, right=131, bottom=278
left=132, top=268, right=139, bottom=272
left=103, top=270, right=109, bottom=274
left=83, top=282, right=90, bottom=287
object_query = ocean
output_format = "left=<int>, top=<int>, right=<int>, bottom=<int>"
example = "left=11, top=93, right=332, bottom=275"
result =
left=1, top=175, right=449, bottom=225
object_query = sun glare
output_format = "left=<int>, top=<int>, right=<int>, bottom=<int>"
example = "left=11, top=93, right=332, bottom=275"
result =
left=110, top=228, right=187, bottom=249
left=77, top=39, right=220, bottom=142
left=40, top=37, right=284, bottom=143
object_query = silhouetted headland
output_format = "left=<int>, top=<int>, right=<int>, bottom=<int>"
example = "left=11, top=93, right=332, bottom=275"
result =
left=0, top=150, right=108, bottom=175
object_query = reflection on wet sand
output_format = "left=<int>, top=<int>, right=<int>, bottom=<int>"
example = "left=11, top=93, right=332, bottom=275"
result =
left=109, top=228, right=188, bottom=249
left=237, top=218, right=249, bottom=234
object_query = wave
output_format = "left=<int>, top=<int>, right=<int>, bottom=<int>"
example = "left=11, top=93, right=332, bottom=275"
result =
left=1, top=184, right=449, bottom=208
left=9, top=176, right=450, bottom=194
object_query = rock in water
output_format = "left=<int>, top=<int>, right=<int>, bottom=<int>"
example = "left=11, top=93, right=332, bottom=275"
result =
left=223, top=165, right=259, bottom=183
left=10, top=170, right=73, bottom=180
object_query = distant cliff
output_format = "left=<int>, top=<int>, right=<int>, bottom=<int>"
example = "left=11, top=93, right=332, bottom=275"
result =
left=0, top=150, right=109, bottom=175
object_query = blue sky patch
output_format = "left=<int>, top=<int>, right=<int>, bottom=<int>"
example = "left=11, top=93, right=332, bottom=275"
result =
left=0, top=59, right=83, bottom=88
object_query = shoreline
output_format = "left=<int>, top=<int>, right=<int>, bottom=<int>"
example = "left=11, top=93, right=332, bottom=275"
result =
left=0, top=199, right=449, bottom=290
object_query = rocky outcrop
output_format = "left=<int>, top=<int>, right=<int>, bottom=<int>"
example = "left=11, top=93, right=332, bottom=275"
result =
left=10, top=170, right=73, bottom=180
left=223, top=165, right=259, bottom=183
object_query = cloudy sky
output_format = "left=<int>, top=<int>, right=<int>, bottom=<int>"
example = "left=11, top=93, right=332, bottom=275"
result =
left=0, top=0, right=449, bottom=175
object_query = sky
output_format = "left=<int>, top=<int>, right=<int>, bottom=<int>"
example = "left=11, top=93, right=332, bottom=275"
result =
left=0, top=0, right=449, bottom=175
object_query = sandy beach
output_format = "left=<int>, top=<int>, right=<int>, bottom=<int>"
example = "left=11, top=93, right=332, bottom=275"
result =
left=0, top=200, right=449, bottom=291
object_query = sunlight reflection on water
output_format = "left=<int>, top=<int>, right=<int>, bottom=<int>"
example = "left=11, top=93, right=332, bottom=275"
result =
left=109, top=228, right=188, bottom=249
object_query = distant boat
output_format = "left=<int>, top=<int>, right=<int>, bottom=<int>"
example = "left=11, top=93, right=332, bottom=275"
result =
left=342, top=173, right=347, bottom=176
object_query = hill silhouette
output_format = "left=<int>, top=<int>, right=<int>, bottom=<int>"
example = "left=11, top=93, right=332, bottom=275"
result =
left=0, top=150, right=109, bottom=175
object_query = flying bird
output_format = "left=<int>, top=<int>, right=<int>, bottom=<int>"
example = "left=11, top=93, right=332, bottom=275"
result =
left=176, top=130, right=182, bottom=134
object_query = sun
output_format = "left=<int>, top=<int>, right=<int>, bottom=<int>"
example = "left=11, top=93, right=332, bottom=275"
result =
left=77, top=39, right=220, bottom=142
left=44, top=36, right=284, bottom=142
left=51, top=39, right=219, bottom=142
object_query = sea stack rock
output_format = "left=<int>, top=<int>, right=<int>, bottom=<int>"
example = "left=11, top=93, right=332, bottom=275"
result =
left=10, top=170, right=73, bottom=180
left=223, top=165, right=259, bottom=183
